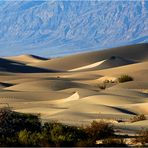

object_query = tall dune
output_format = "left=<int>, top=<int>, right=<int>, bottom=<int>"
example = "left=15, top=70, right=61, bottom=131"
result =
left=5, top=54, right=48, bottom=64
left=30, top=43, right=148, bottom=70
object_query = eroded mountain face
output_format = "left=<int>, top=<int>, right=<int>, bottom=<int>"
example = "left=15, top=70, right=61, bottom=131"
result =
left=0, top=1, right=147, bottom=57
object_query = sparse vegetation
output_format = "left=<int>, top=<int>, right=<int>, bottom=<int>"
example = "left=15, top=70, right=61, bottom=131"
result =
left=98, top=83, right=106, bottom=89
left=85, top=121, right=114, bottom=142
left=118, top=75, right=133, bottom=83
left=130, top=114, right=147, bottom=123
left=0, top=108, right=116, bottom=147
left=133, top=129, right=148, bottom=146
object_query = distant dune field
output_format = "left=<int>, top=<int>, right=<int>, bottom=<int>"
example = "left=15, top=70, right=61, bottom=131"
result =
left=0, top=43, right=148, bottom=135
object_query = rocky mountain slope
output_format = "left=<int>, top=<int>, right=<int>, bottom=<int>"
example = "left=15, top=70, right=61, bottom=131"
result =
left=0, top=0, right=147, bottom=57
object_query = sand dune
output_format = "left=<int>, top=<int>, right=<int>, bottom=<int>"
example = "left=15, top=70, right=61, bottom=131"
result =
left=4, top=79, right=95, bottom=91
left=97, top=61, right=148, bottom=77
left=0, top=43, right=148, bottom=135
left=69, top=56, right=136, bottom=71
left=111, top=81, right=148, bottom=89
left=30, top=43, right=148, bottom=71
left=0, top=58, right=56, bottom=73
left=5, top=54, right=48, bottom=64
left=69, top=60, right=106, bottom=71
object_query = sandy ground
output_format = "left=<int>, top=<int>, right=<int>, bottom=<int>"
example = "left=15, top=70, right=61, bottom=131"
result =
left=0, top=43, right=148, bottom=135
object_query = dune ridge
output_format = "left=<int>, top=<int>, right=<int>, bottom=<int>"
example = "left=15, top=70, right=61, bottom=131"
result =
left=5, top=54, right=48, bottom=64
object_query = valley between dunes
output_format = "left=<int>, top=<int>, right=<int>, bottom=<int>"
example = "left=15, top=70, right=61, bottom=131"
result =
left=1, top=43, right=148, bottom=135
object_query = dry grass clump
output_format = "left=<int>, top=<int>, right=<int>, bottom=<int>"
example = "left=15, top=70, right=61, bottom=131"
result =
left=130, top=114, right=146, bottom=123
left=101, top=138, right=127, bottom=147
left=98, top=84, right=106, bottom=89
left=118, top=75, right=133, bottom=83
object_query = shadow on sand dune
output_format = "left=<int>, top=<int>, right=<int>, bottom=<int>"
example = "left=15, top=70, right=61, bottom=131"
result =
left=0, top=58, right=57, bottom=73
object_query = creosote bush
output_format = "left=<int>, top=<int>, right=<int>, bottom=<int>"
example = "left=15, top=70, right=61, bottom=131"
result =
left=118, top=75, right=133, bottom=83
left=85, top=121, right=114, bottom=142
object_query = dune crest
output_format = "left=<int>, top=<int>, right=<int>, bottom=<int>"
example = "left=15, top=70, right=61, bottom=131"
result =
left=69, top=60, right=106, bottom=71
left=5, top=54, right=48, bottom=64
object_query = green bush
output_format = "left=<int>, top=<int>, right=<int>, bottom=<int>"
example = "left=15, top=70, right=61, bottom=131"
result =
left=118, top=75, right=133, bottom=83
left=18, top=130, right=45, bottom=147
left=0, top=109, right=117, bottom=147
left=85, top=121, right=114, bottom=142
left=50, top=122, right=86, bottom=146
left=0, top=108, right=41, bottom=136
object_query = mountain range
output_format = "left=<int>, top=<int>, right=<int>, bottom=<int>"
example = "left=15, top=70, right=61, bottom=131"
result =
left=0, top=0, right=147, bottom=57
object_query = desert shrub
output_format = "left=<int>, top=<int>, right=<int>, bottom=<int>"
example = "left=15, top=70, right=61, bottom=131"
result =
left=50, top=122, right=86, bottom=146
left=98, top=84, right=106, bottom=89
left=0, top=108, right=41, bottom=136
left=118, top=75, right=133, bottom=83
left=133, top=129, right=148, bottom=146
left=130, top=114, right=146, bottom=123
left=0, top=108, right=117, bottom=147
left=85, top=121, right=114, bottom=143
left=18, top=130, right=32, bottom=146
left=101, top=138, right=127, bottom=147
left=18, top=130, right=45, bottom=147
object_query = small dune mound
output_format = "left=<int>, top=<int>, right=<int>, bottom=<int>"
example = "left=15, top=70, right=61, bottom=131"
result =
left=79, top=94, right=145, bottom=106
left=5, top=54, right=48, bottom=64
left=51, top=92, right=80, bottom=104
left=111, top=81, right=148, bottom=90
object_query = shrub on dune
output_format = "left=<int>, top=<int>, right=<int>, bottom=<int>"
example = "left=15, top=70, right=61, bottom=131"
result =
left=98, top=84, right=106, bottom=89
left=130, top=114, right=147, bottom=123
left=85, top=121, right=114, bottom=142
left=118, top=75, right=133, bottom=83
